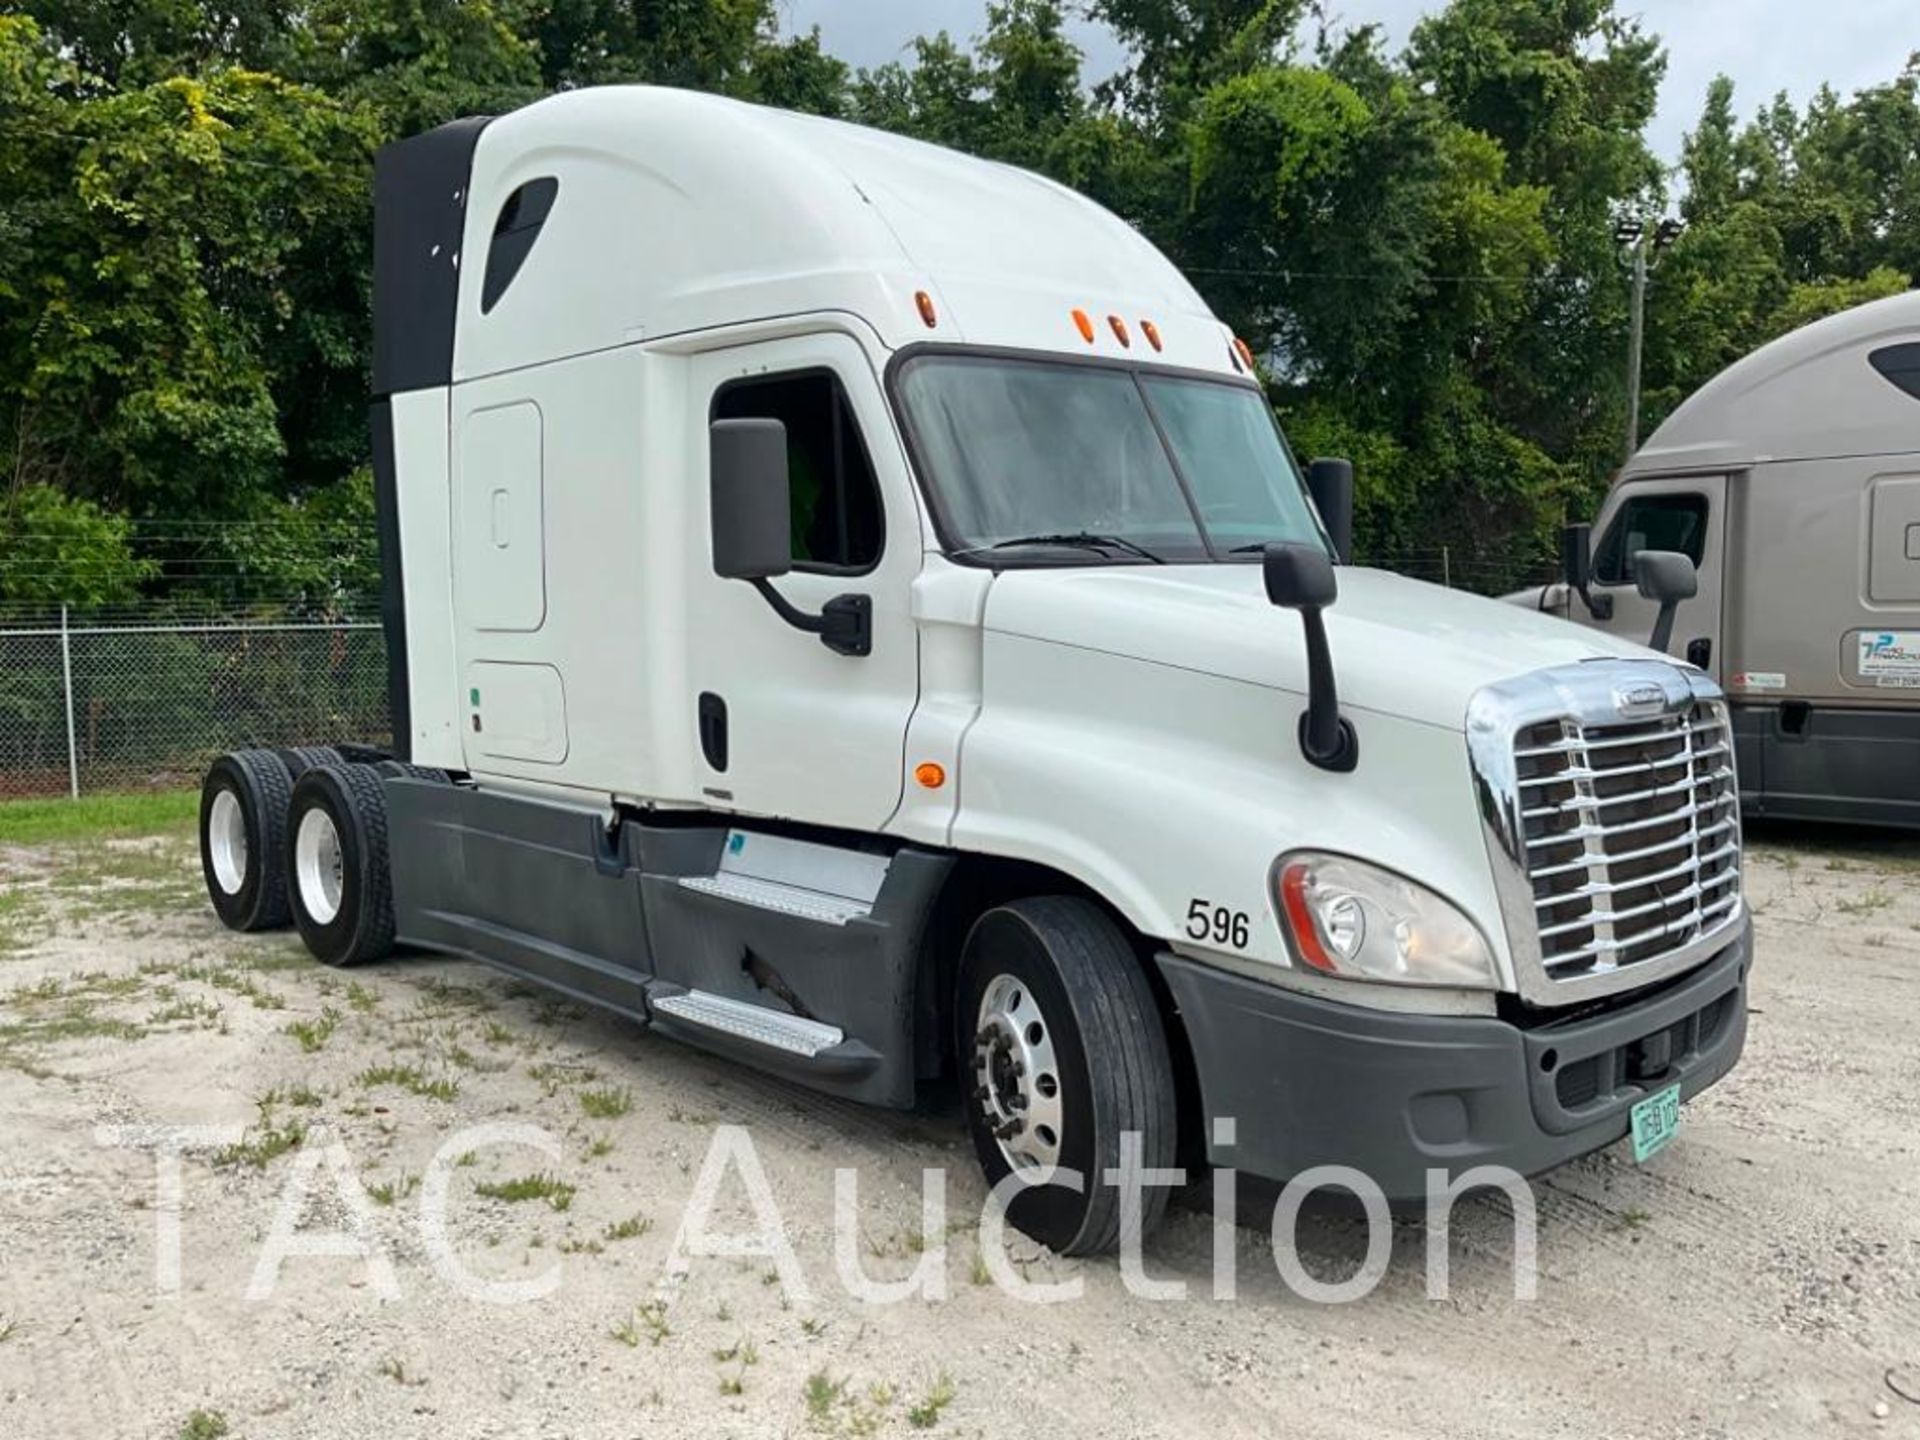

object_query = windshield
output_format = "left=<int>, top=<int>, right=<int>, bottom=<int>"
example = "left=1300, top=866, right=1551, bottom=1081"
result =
left=894, top=354, right=1327, bottom=563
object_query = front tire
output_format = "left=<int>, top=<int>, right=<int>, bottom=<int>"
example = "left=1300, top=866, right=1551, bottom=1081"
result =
left=199, top=749, right=294, bottom=931
left=958, top=896, right=1178, bottom=1256
left=286, top=764, right=396, bottom=967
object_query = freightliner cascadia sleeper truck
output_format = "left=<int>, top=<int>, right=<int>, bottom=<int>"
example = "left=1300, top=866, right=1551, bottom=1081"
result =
left=1516, top=289, right=1920, bottom=831
left=199, top=87, right=1752, bottom=1254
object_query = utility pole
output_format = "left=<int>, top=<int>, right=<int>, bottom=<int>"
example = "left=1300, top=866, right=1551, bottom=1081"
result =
left=1624, top=237, right=1647, bottom=464
left=1616, top=215, right=1684, bottom=464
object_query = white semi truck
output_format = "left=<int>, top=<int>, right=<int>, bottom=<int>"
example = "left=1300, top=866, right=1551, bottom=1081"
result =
left=199, top=87, right=1751, bottom=1254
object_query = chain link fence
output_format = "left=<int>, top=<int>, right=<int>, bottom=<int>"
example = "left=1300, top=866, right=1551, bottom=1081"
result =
left=0, top=609, right=389, bottom=799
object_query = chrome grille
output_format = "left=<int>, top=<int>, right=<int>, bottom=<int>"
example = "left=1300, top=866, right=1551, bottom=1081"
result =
left=1467, top=660, right=1746, bottom=1004
left=1515, top=704, right=1741, bottom=979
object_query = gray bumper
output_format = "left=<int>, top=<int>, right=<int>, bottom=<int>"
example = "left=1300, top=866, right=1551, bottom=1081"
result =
left=1156, top=919, right=1750, bottom=1202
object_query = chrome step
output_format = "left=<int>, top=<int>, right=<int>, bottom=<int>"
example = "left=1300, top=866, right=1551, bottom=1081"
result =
left=678, top=871, right=871, bottom=925
left=650, top=990, right=845, bottom=1057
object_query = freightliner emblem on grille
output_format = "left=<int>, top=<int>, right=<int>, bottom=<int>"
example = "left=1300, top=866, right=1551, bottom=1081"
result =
left=1611, top=681, right=1669, bottom=719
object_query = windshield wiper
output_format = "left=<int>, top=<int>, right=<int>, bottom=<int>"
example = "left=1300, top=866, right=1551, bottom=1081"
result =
left=975, top=532, right=1167, bottom=564
left=1227, top=541, right=1277, bottom=554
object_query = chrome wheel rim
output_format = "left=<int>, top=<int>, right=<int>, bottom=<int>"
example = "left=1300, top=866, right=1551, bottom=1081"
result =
left=294, top=807, right=345, bottom=925
left=973, top=975, right=1064, bottom=1173
left=208, top=788, right=248, bottom=895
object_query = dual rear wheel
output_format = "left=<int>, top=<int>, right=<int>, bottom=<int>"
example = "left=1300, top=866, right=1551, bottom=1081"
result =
left=198, top=750, right=397, bottom=966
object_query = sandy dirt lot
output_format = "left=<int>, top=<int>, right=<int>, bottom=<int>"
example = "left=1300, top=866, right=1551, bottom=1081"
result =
left=0, top=817, right=1917, bottom=1440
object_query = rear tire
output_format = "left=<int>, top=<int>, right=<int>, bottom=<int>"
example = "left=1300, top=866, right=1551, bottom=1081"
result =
left=199, top=750, right=294, bottom=932
left=957, top=896, right=1178, bottom=1256
left=276, top=745, right=346, bottom=780
left=286, top=764, right=396, bottom=967
left=376, top=760, right=450, bottom=785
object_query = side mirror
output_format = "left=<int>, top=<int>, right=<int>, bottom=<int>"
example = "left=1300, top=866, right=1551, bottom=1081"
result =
left=1306, top=457, right=1354, bottom=565
left=709, top=418, right=792, bottom=582
left=1560, top=521, right=1614, bottom=621
left=1263, top=543, right=1357, bottom=773
left=708, top=416, right=871, bottom=657
left=1634, top=549, right=1697, bottom=653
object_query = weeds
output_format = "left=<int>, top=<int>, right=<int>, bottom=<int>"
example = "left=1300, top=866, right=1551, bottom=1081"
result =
left=474, top=1172, right=575, bottom=1210
left=609, top=1300, right=672, bottom=1348
left=212, top=1124, right=306, bottom=1170
left=284, top=1008, right=341, bottom=1053
left=578, top=1085, right=633, bottom=1119
left=907, top=1374, right=956, bottom=1428
left=603, top=1213, right=651, bottom=1242
left=367, top=1173, right=421, bottom=1206
left=356, top=1063, right=459, bottom=1102
left=177, top=1411, right=229, bottom=1440
left=1836, top=888, right=1894, bottom=916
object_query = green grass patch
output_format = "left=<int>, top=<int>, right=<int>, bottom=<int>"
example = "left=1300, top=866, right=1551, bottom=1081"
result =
left=0, top=790, right=197, bottom=846
left=212, top=1123, right=306, bottom=1170
left=578, top=1085, right=633, bottom=1119
left=178, top=1411, right=229, bottom=1440
left=475, top=1172, right=575, bottom=1210
left=356, top=1063, right=459, bottom=1101
left=284, top=1008, right=341, bottom=1053
left=603, top=1213, right=651, bottom=1242
left=907, top=1374, right=956, bottom=1428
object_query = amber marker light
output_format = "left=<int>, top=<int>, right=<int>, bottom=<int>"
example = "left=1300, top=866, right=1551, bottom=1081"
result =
left=915, top=290, right=938, bottom=328
left=1140, top=319, right=1163, bottom=352
left=1072, top=308, right=1096, bottom=343
left=914, top=762, right=947, bottom=789
left=1108, top=314, right=1131, bottom=347
left=1233, top=336, right=1257, bottom=371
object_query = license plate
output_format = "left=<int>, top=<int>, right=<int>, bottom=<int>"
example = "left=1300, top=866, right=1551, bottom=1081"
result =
left=1630, top=1083, right=1681, bottom=1162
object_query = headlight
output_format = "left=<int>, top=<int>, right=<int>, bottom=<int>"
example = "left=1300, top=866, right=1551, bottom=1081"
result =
left=1273, top=852, right=1498, bottom=988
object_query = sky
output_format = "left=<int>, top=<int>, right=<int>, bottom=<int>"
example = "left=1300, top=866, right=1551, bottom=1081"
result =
left=775, top=0, right=1917, bottom=162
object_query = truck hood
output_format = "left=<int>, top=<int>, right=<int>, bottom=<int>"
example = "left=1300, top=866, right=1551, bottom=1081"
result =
left=982, top=564, right=1655, bottom=732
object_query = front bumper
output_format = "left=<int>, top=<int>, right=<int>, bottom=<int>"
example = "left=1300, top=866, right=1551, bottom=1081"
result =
left=1156, top=918, right=1750, bottom=1202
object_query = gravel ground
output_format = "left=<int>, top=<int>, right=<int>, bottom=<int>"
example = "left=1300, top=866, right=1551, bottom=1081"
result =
left=0, top=819, right=1916, bottom=1439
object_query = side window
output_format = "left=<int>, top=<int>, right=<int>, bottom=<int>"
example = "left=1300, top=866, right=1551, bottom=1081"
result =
left=713, top=372, right=884, bottom=572
left=481, top=177, right=558, bottom=314
left=1870, top=343, right=1920, bottom=402
left=1594, top=492, right=1708, bottom=585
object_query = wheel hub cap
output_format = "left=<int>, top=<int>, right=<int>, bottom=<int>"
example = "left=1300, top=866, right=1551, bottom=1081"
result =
left=972, top=975, right=1063, bottom=1173
left=294, top=808, right=345, bottom=925
left=208, top=788, right=248, bottom=895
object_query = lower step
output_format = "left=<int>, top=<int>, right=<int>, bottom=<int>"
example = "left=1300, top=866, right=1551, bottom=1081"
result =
left=650, top=989, right=845, bottom=1058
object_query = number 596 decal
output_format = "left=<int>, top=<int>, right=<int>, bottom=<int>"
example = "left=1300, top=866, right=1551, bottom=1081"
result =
left=1186, top=899, right=1250, bottom=950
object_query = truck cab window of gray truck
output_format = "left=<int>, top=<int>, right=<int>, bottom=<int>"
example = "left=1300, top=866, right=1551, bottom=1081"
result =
left=1593, top=491, right=1708, bottom=584
left=893, top=353, right=1326, bottom=564
left=714, top=370, right=884, bottom=573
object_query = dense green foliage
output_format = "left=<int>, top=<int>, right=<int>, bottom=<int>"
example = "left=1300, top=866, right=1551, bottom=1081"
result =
left=2, top=0, right=1916, bottom=605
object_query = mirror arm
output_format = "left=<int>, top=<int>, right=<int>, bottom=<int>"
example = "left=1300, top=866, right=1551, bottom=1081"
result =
left=1648, top=599, right=1680, bottom=654
left=1577, top=584, right=1614, bottom=621
left=749, top=579, right=872, bottom=658
left=1296, top=608, right=1359, bottom=772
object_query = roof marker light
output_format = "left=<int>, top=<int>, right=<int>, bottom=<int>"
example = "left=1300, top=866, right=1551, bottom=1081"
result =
left=915, top=290, right=938, bottom=328
left=1108, top=315, right=1131, bottom=347
left=1072, top=308, right=1096, bottom=343
left=1233, top=337, right=1257, bottom=372
left=1141, top=319, right=1163, bottom=352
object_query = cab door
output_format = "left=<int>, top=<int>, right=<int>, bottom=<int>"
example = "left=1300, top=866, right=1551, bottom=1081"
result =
left=683, top=333, right=924, bottom=831
left=1588, top=474, right=1729, bottom=680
